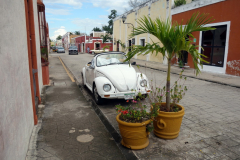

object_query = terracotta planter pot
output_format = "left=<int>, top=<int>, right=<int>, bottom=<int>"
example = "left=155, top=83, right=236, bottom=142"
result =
left=116, top=114, right=151, bottom=150
left=153, top=102, right=185, bottom=139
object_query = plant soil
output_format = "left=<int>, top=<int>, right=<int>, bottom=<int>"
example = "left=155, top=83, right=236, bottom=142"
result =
left=157, top=103, right=182, bottom=112
left=119, top=116, right=151, bottom=123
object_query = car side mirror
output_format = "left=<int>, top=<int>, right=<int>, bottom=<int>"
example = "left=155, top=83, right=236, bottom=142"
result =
left=131, top=62, right=136, bottom=65
left=87, top=62, right=91, bottom=66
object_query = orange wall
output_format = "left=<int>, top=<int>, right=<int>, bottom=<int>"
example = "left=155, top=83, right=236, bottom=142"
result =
left=172, top=0, right=240, bottom=76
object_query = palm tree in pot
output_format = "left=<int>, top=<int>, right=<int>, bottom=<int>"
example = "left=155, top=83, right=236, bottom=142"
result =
left=125, top=12, right=215, bottom=139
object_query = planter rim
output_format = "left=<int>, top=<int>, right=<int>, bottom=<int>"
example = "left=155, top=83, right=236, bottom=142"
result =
left=152, top=102, right=185, bottom=116
left=116, top=114, right=151, bottom=127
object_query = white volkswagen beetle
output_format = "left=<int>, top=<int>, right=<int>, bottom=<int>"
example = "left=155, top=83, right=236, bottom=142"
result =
left=81, top=52, right=150, bottom=104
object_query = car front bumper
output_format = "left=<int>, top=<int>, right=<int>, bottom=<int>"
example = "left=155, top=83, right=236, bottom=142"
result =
left=99, top=89, right=150, bottom=99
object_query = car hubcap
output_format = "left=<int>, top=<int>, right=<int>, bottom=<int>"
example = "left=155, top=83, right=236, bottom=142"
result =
left=94, top=86, right=98, bottom=101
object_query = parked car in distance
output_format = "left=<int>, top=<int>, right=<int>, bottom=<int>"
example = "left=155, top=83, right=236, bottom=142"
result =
left=52, top=46, right=56, bottom=52
left=55, top=46, right=60, bottom=52
left=57, top=47, right=65, bottom=53
left=81, top=52, right=150, bottom=104
left=69, top=46, right=78, bottom=55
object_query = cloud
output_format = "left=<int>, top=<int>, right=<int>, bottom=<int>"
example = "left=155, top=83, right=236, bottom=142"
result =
left=46, top=8, right=71, bottom=15
left=89, top=0, right=130, bottom=14
left=50, top=26, right=67, bottom=40
left=47, top=18, right=66, bottom=21
left=72, top=17, right=108, bottom=34
left=44, top=0, right=83, bottom=9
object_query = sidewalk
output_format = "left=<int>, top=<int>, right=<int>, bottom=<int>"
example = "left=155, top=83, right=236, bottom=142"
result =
left=131, top=58, right=240, bottom=88
left=26, top=56, right=125, bottom=160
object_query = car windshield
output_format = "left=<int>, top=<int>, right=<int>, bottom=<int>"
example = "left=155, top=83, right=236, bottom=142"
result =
left=69, top=46, right=77, bottom=49
left=58, top=47, right=64, bottom=49
left=96, top=53, right=128, bottom=67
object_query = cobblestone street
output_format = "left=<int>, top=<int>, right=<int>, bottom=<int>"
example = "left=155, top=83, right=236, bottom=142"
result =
left=58, top=52, right=240, bottom=159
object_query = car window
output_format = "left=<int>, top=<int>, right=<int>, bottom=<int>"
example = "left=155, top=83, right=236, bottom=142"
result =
left=96, top=53, right=128, bottom=67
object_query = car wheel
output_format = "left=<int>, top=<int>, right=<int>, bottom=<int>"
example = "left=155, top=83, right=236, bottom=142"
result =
left=92, top=52, right=95, bottom=55
left=93, top=84, right=104, bottom=105
left=81, top=73, right=86, bottom=88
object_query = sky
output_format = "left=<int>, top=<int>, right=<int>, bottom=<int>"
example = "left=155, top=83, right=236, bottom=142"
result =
left=44, top=0, right=131, bottom=40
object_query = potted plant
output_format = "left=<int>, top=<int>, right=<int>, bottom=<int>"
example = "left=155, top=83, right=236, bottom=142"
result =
left=125, top=12, right=215, bottom=139
left=115, top=94, right=158, bottom=149
left=41, top=47, right=50, bottom=85
left=102, top=45, right=110, bottom=51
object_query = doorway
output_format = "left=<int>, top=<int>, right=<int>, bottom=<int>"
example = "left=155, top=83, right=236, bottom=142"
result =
left=117, top=41, right=119, bottom=51
left=78, top=43, right=80, bottom=52
left=128, top=40, right=132, bottom=52
left=95, top=43, right=100, bottom=50
left=82, top=43, right=85, bottom=52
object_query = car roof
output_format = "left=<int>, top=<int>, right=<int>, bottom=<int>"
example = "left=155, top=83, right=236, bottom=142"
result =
left=94, top=51, right=125, bottom=57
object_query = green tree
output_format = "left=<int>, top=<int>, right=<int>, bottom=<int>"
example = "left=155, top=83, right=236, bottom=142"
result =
left=56, top=35, right=62, bottom=40
left=92, top=27, right=102, bottom=31
left=174, top=0, right=186, bottom=7
left=75, top=31, right=80, bottom=35
left=107, top=10, right=117, bottom=34
left=101, top=34, right=112, bottom=43
left=102, top=25, right=111, bottom=33
left=126, top=13, right=215, bottom=111
left=69, top=32, right=73, bottom=35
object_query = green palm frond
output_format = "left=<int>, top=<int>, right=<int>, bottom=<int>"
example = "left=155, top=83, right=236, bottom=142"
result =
left=127, top=12, right=215, bottom=75
left=126, top=12, right=215, bottom=111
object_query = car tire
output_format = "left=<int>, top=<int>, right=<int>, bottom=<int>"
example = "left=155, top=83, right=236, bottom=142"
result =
left=81, top=73, right=86, bottom=88
left=93, top=84, right=104, bottom=105
left=92, top=52, right=95, bottom=55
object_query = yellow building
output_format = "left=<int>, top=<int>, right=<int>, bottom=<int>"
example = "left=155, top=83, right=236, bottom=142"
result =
left=113, top=0, right=174, bottom=63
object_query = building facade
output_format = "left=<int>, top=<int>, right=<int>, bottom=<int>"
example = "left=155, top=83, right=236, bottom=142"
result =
left=113, top=0, right=173, bottom=63
left=113, top=0, right=240, bottom=76
left=74, top=35, right=113, bottom=53
left=0, top=0, right=48, bottom=159
left=172, top=0, right=240, bottom=76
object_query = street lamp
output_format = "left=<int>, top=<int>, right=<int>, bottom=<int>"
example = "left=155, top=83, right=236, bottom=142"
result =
left=121, top=15, right=134, bottom=33
left=121, top=15, right=135, bottom=51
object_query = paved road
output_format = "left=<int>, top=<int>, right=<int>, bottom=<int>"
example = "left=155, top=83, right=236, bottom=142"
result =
left=26, top=54, right=125, bottom=160
left=56, top=52, right=240, bottom=159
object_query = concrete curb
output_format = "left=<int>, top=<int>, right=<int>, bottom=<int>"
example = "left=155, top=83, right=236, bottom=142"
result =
left=59, top=57, right=138, bottom=160
left=134, top=63, right=240, bottom=89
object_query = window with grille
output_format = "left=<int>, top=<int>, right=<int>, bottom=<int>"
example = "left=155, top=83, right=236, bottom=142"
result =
left=140, top=39, right=145, bottom=47
left=201, top=25, right=227, bottom=67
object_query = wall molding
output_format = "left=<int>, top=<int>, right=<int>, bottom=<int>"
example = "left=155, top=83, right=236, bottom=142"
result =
left=171, top=0, right=226, bottom=15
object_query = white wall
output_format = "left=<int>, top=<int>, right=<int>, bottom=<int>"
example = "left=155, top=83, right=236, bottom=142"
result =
left=0, top=0, right=34, bottom=159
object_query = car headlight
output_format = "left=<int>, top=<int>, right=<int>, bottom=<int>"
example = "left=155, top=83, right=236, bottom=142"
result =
left=103, top=84, right=111, bottom=92
left=140, top=79, right=147, bottom=87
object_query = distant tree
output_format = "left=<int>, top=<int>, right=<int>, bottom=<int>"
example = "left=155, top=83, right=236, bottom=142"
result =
left=75, top=31, right=80, bottom=35
left=128, top=0, right=149, bottom=8
left=69, top=32, right=73, bottom=36
left=56, top=35, right=62, bottom=40
left=92, top=27, right=102, bottom=31
left=107, top=10, right=117, bottom=34
left=102, top=25, right=111, bottom=33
